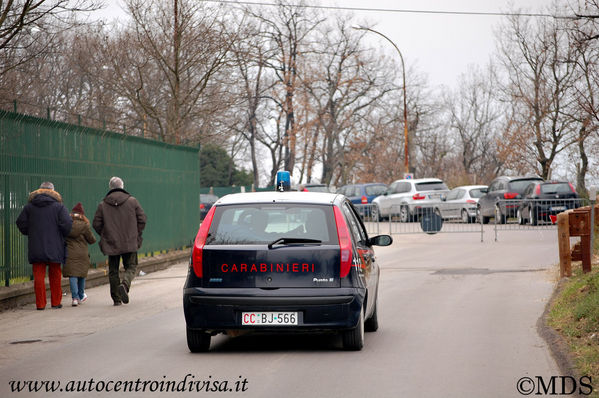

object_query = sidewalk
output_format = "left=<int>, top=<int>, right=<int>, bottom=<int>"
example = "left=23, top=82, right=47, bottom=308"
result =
left=0, top=250, right=189, bottom=311
left=0, top=255, right=190, bottom=369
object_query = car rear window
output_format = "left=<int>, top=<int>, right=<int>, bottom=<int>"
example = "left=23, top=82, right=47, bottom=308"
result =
left=415, top=182, right=448, bottom=191
left=509, top=179, right=542, bottom=193
left=469, top=188, right=487, bottom=198
left=206, top=204, right=337, bottom=245
left=365, top=184, right=387, bottom=196
left=541, top=183, right=573, bottom=194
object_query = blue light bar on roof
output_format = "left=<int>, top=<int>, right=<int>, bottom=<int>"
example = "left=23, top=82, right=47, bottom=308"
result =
left=276, top=171, right=291, bottom=192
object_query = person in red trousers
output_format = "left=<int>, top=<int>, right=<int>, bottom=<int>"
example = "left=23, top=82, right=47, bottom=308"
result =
left=16, top=182, right=73, bottom=310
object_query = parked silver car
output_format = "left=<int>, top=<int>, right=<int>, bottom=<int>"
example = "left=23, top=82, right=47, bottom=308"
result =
left=371, top=178, right=449, bottom=222
left=434, top=185, right=488, bottom=223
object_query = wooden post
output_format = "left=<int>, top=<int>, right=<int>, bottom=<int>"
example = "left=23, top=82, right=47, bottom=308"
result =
left=571, top=209, right=592, bottom=273
left=557, top=212, right=571, bottom=278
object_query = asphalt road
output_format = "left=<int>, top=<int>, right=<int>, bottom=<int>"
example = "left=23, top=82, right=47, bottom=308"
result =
left=0, top=227, right=562, bottom=398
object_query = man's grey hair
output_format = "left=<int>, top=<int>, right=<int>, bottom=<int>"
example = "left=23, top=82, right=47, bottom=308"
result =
left=109, top=176, right=124, bottom=190
left=39, top=181, right=54, bottom=190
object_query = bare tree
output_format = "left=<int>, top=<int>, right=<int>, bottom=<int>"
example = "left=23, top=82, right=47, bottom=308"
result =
left=496, top=10, right=579, bottom=179
left=302, top=18, right=394, bottom=185
left=0, top=0, right=100, bottom=74
left=565, top=1, right=599, bottom=194
left=247, top=0, right=324, bottom=177
left=443, top=64, right=504, bottom=184
left=94, top=0, right=234, bottom=144
left=224, top=16, right=278, bottom=187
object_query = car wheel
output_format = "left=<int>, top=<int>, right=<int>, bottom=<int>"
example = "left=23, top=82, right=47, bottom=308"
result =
left=517, top=208, right=524, bottom=225
left=399, top=206, right=409, bottom=223
left=495, top=205, right=506, bottom=224
left=461, top=209, right=471, bottom=224
left=477, top=206, right=490, bottom=224
left=186, top=327, right=211, bottom=353
left=372, top=204, right=383, bottom=221
left=364, top=297, right=379, bottom=332
left=342, top=307, right=364, bottom=351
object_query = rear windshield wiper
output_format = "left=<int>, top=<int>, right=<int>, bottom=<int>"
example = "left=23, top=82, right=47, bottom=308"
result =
left=267, top=237, right=322, bottom=249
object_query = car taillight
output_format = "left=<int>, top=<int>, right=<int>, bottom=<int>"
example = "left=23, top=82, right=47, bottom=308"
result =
left=535, top=185, right=541, bottom=195
left=412, top=193, right=425, bottom=200
left=504, top=192, right=518, bottom=199
left=361, top=195, right=368, bottom=204
left=333, top=206, right=352, bottom=278
left=200, top=203, right=205, bottom=210
left=466, top=199, right=476, bottom=204
left=191, top=206, right=216, bottom=278
left=568, top=183, right=576, bottom=193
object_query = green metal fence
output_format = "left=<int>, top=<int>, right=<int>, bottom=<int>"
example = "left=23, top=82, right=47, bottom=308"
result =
left=1, top=110, right=200, bottom=286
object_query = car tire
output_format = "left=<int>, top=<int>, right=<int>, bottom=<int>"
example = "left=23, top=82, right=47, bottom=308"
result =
left=517, top=208, right=524, bottom=225
left=399, top=206, right=409, bottom=223
left=342, top=308, right=364, bottom=351
left=364, top=298, right=379, bottom=332
left=187, top=327, right=211, bottom=353
left=495, top=205, right=506, bottom=224
left=461, top=209, right=470, bottom=224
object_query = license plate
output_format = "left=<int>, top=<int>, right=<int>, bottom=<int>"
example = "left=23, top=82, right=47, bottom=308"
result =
left=551, top=206, right=566, bottom=211
left=242, top=312, right=298, bottom=326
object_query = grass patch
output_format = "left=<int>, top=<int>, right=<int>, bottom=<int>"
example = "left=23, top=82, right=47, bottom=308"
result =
left=9, top=276, right=30, bottom=285
left=548, top=266, right=599, bottom=397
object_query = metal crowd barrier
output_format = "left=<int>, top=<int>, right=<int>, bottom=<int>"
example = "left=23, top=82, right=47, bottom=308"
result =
left=355, top=197, right=589, bottom=242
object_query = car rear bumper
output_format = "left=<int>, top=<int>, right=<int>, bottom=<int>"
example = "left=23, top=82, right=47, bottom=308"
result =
left=183, top=287, right=364, bottom=332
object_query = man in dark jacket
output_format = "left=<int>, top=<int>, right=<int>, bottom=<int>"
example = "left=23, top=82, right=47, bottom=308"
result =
left=16, top=182, right=73, bottom=310
left=93, top=177, right=146, bottom=306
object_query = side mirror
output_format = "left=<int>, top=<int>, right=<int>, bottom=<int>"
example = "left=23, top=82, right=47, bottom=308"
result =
left=441, top=195, right=447, bottom=201
left=368, top=235, right=393, bottom=246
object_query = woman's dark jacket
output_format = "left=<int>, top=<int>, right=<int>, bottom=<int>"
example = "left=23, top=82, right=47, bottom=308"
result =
left=63, top=214, right=96, bottom=278
left=16, top=189, right=73, bottom=264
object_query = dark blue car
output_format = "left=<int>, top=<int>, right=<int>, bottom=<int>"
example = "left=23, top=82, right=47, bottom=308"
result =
left=183, top=192, right=392, bottom=352
left=336, top=183, right=388, bottom=218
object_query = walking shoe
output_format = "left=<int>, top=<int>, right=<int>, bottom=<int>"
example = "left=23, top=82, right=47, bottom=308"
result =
left=51, top=304, right=63, bottom=309
left=36, top=307, right=45, bottom=311
left=72, top=299, right=79, bottom=307
left=80, top=293, right=88, bottom=304
left=118, top=284, right=129, bottom=304
left=113, top=301, right=122, bottom=306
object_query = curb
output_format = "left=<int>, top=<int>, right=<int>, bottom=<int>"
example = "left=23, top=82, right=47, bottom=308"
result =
left=0, top=249, right=190, bottom=312
left=536, top=278, right=580, bottom=378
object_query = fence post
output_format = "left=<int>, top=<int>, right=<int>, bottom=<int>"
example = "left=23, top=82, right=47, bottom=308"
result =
left=590, top=187, right=597, bottom=260
left=557, top=212, right=571, bottom=278
left=479, top=207, right=484, bottom=243
left=3, top=175, right=11, bottom=286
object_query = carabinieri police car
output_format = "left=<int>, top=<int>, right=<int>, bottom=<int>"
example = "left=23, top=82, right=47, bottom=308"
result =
left=183, top=190, right=392, bottom=352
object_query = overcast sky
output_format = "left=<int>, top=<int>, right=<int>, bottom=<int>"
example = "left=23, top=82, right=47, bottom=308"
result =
left=309, top=0, right=553, bottom=89
left=93, top=0, right=552, bottom=90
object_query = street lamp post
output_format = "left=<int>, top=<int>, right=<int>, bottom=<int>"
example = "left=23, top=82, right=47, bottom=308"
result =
left=353, top=26, right=409, bottom=175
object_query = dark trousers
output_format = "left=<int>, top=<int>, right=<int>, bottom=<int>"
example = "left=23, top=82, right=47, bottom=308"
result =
left=108, top=252, right=138, bottom=303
